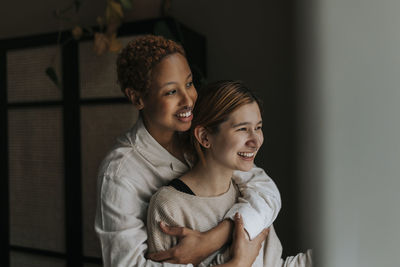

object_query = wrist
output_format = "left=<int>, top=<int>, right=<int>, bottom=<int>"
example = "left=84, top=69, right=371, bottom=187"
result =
left=221, top=257, right=246, bottom=267
left=201, top=228, right=220, bottom=255
left=206, top=219, right=234, bottom=249
left=230, top=256, right=252, bottom=267
left=196, top=230, right=214, bottom=259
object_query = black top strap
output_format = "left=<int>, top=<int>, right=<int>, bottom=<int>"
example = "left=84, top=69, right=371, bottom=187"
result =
left=168, top=179, right=196, bottom=196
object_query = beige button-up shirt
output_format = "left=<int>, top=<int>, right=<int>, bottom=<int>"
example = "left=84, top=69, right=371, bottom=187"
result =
left=95, top=118, right=281, bottom=267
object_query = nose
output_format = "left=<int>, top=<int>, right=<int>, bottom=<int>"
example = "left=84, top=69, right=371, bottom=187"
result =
left=246, top=130, right=264, bottom=149
left=179, top=87, right=196, bottom=108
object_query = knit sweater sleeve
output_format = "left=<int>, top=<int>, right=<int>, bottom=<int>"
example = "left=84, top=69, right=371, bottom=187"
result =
left=147, top=187, right=181, bottom=253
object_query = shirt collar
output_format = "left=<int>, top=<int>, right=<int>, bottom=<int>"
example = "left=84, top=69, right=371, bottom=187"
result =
left=127, top=117, right=189, bottom=173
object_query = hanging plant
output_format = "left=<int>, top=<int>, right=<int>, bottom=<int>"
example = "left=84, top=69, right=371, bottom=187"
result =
left=93, top=0, right=125, bottom=55
left=46, top=0, right=133, bottom=88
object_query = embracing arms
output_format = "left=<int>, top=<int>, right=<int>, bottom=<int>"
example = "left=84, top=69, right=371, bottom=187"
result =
left=95, top=176, right=191, bottom=267
left=217, top=213, right=270, bottom=267
left=147, top=165, right=280, bottom=265
left=147, top=218, right=233, bottom=265
left=148, top=210, right=268, bottom=267
left=228, top=165, right=281, bottom=239
left=96, top=165, right=280, bottom=266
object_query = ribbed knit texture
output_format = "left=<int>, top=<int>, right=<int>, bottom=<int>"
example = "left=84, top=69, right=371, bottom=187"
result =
left=147, top=181, right=238, bottom=266
left=147, top=181, right=313, bottom=267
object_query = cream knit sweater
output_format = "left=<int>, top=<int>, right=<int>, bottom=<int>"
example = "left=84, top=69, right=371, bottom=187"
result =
left=147, top=181, right=312, bottom=267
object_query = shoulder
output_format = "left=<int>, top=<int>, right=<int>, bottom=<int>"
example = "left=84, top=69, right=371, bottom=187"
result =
left=232, top=165, right=276, bottom=186
left=97, top=123, right=147, bottom=181
left=99, top=145, right=136, bottom=178
left=96, top=123, right=149, bottom=193
left=148, top=187, right=181, bottom=228
left=148, top=186, right=189, bottom=220
left=233, top=165, right=268, bottom=178
left=231, top=180, right=241, bottom=197
left=149, top=186, right=179, bottom=209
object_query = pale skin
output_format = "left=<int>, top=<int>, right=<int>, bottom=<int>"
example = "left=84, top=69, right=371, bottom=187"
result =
left=125, top=53, right=269, bottom=266
left=177, top=102, right=266, bottom=266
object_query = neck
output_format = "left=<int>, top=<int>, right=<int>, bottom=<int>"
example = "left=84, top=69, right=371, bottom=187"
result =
left=141, top=117, right=184, bottom=162
left=181, top=157, right=233, bottom=197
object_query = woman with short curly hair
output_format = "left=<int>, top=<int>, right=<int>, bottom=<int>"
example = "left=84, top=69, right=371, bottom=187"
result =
left=117, top=35, right=186, bottom=96
left=95, top=35, right=281, bottom=267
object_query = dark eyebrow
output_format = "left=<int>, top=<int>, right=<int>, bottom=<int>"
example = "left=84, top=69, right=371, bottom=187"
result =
left=160, top=73, right=192, bottom=88
left=232, top=120, right=262, bottom=128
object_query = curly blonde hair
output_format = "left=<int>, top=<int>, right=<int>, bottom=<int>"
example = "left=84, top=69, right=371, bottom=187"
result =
left=116, top=35, right=186, bottom=97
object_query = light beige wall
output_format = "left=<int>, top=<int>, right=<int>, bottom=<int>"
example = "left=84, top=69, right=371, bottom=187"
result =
left=301, top=0, right=400, bottom=265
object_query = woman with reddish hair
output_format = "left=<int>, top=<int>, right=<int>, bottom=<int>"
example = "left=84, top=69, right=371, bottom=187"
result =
left=147, top=80, right=313, bottom=266
left=95, top=36, right=281, bottom=267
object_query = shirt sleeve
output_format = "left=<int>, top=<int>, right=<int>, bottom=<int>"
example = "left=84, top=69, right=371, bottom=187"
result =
left=147, top=189, right=180, bottom=254
left=282, top=250, right=313, bottom=267
left=225, top=165, right=281, bottom=240
left=95, top=176, right=192, bottom=267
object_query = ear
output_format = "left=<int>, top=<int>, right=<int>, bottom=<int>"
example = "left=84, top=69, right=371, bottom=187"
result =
left=194, top=126, right=211, bottom=148
left=125, top=88, right=144, bottom=110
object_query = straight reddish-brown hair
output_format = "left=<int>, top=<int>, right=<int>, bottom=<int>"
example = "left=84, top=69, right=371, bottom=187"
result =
left=190, top=80, right=262, bottom=165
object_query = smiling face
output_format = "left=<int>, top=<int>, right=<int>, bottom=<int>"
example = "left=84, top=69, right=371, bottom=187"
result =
left=206, top=102, right=263, bottom=172
left=140, top=53, right=198, bottom=137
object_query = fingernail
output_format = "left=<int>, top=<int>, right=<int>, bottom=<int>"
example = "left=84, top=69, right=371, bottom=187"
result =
left=160, top=221, right=165, bottom=227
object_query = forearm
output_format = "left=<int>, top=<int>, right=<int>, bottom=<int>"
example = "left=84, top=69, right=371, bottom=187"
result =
left=203, top=219, right=234, bottom=255
left=97, top=178, right=192, bottom=267
left=214, top=257, right=249, bottom=267
left=215, top=260, right=240, bottom=267
left=96, top=216, right=169, bottom=267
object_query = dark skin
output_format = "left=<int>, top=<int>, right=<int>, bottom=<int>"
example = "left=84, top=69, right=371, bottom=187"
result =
left=126, top=55, right=234, bottom=264
left=147, top=214, right=269, bottom=266
left=147, top=219, right=233, bottom=265
left=126, top=54, right=270, bottom=266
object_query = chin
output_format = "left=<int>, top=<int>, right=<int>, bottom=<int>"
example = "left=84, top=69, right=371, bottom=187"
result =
left=172, top=123, right=192, bottom=132
left=176, top=126, right=191, bottom=132
left=236, top=164, right=254, bottom=172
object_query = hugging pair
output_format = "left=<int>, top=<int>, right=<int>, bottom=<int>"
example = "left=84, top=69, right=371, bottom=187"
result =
left=95, top=35, right=312, bottom=267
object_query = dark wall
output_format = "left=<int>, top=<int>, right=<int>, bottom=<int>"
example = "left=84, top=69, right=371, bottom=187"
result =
left=1, top=0, right=308, bottom=261
left=171, top=0, right=304, bottom=255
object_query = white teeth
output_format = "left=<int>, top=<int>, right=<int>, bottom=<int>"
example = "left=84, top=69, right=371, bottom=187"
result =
left=176, top=111, right=192, bottom=118
left=238, top=152, right=255, bottom=158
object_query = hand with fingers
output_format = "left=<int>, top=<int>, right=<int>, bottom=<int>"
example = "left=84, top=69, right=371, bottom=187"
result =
left=220, top=212, right=270, bottom=267
left=147, top=221, right=219, bottom=265
left=147, top=213, right=268, bottom=267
